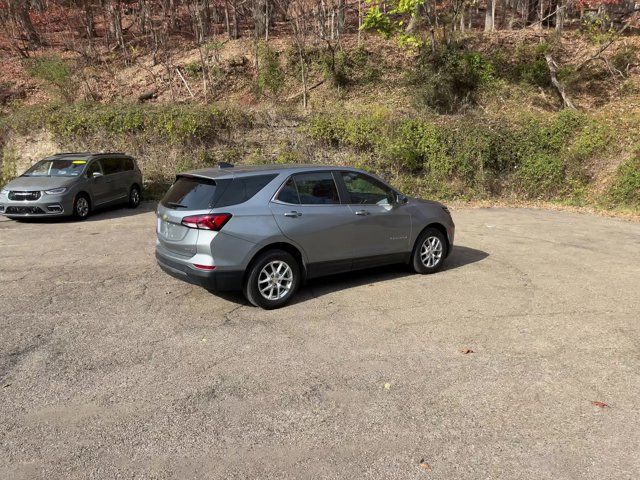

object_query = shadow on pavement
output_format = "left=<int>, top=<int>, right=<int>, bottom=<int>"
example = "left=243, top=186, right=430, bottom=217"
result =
left=212, top=245, right=489, bottom=307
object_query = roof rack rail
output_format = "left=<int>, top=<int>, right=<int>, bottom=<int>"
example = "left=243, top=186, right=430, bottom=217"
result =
left=218, top=162, right=234, bottom=169
left=53, top=152, right=92, bottom=156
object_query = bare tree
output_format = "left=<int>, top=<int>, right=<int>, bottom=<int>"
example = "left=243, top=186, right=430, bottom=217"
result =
left=7, top=0, right=41, bottom=45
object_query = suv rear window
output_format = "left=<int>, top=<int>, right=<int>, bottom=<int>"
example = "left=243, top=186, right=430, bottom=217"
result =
left=161, top=177, right=218, bottom=210
left=161, top=174, right=277, bottom=210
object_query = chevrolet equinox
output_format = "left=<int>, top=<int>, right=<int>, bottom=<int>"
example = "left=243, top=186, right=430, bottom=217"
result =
left=156, top=164, right=455, bottom=309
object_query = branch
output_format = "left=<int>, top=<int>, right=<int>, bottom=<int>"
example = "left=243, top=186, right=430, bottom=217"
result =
left=545, top=54, right=576, bottom=110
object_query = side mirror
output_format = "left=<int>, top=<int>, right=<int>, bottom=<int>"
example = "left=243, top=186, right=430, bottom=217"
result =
left=396, top=194, right=409, bottom=205
left=92, top=171, right=103, bottom=178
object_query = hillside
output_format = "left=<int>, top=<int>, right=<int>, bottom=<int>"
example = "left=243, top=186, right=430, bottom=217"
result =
left=1, top=2, right=639, bottom=216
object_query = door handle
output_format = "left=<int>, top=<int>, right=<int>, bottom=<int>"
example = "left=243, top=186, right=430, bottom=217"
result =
left=354, top=210, right=370, bottom=216
left=284, top=211, right=302, bottom=217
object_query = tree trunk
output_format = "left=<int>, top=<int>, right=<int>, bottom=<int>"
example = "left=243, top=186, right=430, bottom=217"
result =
left=224, top=3, right=231, bottom=38
left=232, top=3, right=240, bottom=38
left=555, top=0, right=565, bottom=31
left=108, top=1, right=126, bottom=50
left=81, top=0, right=96, bottom=39
left=485, top=0, right=495, bottom=31
left=8, top=0, right=41, bottom=45
left=254, top=0, right=266, bottom=38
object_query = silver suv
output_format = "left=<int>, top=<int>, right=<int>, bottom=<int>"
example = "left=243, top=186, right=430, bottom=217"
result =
left=156, top=165, right=455, bottom=309
left=0, top=152, right=143, bottom=220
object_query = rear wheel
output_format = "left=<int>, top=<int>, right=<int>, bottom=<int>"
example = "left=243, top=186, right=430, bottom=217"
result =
left=128, top=185, right=141, bottom=208
left=411, top=228, right=447, bottom=274
left=243, top=250, right=300, bottom=309
left=73, top=194, right=90, bottom=220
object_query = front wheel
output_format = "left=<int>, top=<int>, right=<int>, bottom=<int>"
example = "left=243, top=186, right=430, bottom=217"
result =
left=243, top=250, right=301, bottom=309
left=73, top=195, right=91, bottom=220
left=128, top=185, right=141, bottom=208
left=411, top=228, right=447, bottom=274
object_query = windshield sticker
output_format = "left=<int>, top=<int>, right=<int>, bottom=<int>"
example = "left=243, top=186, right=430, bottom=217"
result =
left=72, top=160, right=87, bottom=164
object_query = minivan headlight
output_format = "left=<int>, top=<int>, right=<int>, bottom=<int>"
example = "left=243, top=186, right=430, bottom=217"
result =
left=44, top=187, right=68, bottom=195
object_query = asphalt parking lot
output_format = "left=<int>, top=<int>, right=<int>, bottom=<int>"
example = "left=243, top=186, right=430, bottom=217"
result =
left=1, top=204, right=639, bottom=479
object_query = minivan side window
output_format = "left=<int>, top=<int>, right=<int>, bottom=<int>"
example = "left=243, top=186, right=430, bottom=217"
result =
left=101, top=158, right=123, bottom=175
left=293, top=172, right=340, bottom=205
left=86, top=161, right=102, bottom=177
left=340, top=171, right=395, bottom=205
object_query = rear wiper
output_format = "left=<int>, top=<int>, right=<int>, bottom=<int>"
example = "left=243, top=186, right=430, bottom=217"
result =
left=166, top=202, right=188, bottom=209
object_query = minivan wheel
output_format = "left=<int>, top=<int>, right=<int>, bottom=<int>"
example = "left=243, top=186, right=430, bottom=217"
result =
left=73, top=194, right=91, bottom=220
left=128, top=185, right=141, bottom=208
left=243, top=250, right=300, bottom=309
left=411, top=227, right=447, bottom=274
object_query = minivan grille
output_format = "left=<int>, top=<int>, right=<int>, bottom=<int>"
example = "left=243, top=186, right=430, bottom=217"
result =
left=5, top=206, right=45, bottom=215
left=9, top=190, right=41, bottom=201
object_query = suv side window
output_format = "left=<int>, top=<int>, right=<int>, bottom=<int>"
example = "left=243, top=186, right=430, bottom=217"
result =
left=86, top=161, right=103, bottom=177
left=123, top=158, right=134, bottom=171
left=293, top=172, right=340, bottom=205
left=275, top=177, right=300, bottom=204
left=101, top=158, right=123, bottom=175
left=340, top=171, right=395, bottom=205
left=215, top=174, right=278, bottom=207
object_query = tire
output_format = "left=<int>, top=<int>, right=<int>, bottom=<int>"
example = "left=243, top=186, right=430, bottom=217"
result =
left=73, top=194, right=91, bottom=220
left=411, top=227, right=447, bottom=274
left=128, top=185, right=141, bottom=208
left=243, top=249, right=301, bottom=309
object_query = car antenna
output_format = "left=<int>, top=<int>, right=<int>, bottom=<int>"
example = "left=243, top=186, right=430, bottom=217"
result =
left=218, top=162, right=234, bottom=169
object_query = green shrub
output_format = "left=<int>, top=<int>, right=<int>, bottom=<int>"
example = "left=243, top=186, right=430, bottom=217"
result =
left=608, top=154, right=640, bottom=208
left=25, top=56, right=75, bottom=102
left=611, top=45, right=639, bottom=76
left=11, top=103, right=229, bottom=144
left=257, top=43, right=285, bottom=95
left=408, top=46, right=495, bottom=113
left=183, top=61, right=203, bottom=77
left=307, top=109, right=611, bottom=200
left=316, top=46, right=383, bottom=88
left=515, top=153, right=566, bottom=198
left=1, top=147, right=18, bottom=187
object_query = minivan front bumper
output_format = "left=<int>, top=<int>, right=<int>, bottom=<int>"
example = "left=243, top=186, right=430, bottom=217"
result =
left=0, top=193, right=73, bottom=217
left=155, top=249, right=243, bottom=291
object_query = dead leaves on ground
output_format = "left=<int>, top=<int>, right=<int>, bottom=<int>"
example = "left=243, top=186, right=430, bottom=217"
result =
left=460, top=347, right=475, bottom=354
left=591, top=400, right=610, bottom=408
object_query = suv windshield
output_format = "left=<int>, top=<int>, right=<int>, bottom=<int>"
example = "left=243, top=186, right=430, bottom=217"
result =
left=24, top=159, right=88, bottom=177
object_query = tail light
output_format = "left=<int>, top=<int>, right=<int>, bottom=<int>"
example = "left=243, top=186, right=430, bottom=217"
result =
left=181, top=213, right=232, bottom=231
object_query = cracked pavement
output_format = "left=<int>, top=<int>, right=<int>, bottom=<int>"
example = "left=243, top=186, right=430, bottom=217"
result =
left=1, top=204, right=639, bottom=479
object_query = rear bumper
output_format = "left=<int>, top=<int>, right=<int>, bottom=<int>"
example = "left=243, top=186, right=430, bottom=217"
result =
left=155, top=250, right=244, bottom=292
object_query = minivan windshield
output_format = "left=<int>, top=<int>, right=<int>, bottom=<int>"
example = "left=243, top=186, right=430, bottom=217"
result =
left=23, top=159, right=88, bottom=177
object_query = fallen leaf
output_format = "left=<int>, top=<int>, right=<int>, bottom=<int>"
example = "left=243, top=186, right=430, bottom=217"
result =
left=384, top=383, right=391, bottom=390
left=460, top=348, right=474, bottom=354
left=201, top=338, right=207, bottom=342
left=591, top=401, right=610, bottom=408
left=418, top=458, right=431, bottom=470
left=3, top=383, right=10, bottom=388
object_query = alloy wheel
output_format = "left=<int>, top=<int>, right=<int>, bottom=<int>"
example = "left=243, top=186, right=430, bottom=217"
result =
left=130, top=188, right=140, bottom=206
left=76, top=197, right=89, bottom=217
left=258, top=260, right=293, bottom=301
left=420, top=236, right=443, bottom=268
